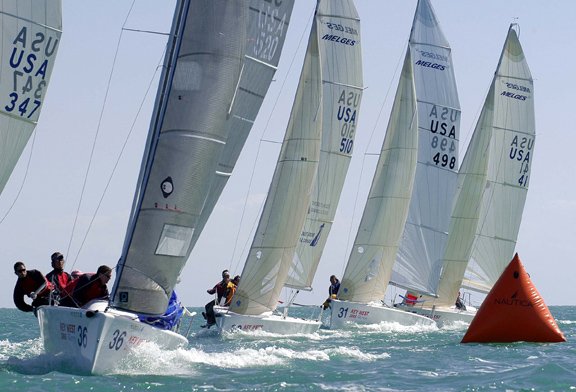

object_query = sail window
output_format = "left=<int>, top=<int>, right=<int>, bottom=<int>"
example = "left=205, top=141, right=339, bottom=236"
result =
left=173, top=60, right=201, bottom=91
left=155, top=224, right=194, bottom=257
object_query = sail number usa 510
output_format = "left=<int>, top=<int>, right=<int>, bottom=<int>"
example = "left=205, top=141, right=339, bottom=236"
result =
left=337, top=89, right=361, bottom=155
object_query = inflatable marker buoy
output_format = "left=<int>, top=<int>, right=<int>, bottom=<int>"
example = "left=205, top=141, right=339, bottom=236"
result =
left=462, top=253, right=566, bottom=343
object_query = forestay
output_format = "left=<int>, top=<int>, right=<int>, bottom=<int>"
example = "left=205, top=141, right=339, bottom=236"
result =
left=390, top=0, right=461, bottom=296
left=0, top=0, right=61, bottom=194
left=339, top=51, right=417, bottom=303
left=112, top=0, right=250, bottom=315
left=286, top=0, right=363, bottom=291
left=191, top=0, right=294, bottom=249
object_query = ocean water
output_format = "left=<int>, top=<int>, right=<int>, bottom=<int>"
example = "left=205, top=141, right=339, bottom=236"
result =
left=0, top=306, right=574, bottom=391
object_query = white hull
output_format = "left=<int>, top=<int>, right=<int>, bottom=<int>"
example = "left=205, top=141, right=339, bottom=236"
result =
left=214, top=307, right=321, bottom=334
left=37, top=301, right=188, bottom=375
left=396, top=304, right=477, bottom=327
left=328, top=299, right=436, bottom=329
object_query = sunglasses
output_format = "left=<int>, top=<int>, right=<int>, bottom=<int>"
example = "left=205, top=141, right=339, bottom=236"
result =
left=15, top=269, right=26, bottom=273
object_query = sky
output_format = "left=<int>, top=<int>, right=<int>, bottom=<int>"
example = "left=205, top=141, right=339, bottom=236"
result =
left=1, top=0, right=574, bottom=309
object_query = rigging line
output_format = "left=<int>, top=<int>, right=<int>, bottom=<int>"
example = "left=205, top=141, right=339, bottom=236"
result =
left=0, top=128, right=38, bottom=225
left=340, top=43, right=406, bottom=277
left=72, top=56, right=165, bottom=269
left=66, top=0, right=137, bottom=266
left=228, top=5, right=316, bottom=275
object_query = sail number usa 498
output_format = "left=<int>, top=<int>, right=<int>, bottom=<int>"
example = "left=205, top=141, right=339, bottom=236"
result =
left=426, top=105, right=459, bottom=170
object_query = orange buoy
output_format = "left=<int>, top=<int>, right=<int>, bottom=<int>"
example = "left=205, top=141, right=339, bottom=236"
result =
left=461, top=253, right=566, bottom=343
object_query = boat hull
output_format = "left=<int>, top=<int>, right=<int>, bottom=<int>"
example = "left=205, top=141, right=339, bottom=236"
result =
left=396, top=304, right=477, bottom=327
left=328, top=299, right=436, bottom=329
left=37, top=302, right=189, bottom=375
left=214, top=308, right=321, bottom=334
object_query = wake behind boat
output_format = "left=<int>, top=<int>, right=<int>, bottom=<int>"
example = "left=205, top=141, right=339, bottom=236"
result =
left=37, top=0, right=294, bottom=374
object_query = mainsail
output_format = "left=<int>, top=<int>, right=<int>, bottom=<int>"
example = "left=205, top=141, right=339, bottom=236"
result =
left=191, top=0, right=294, bottom=248
left=338, top=51, right=417, bottom=303
left=390, top=0, right=460, bottom=296
left=111, top=0, right=294, bottom=315
left=0, top=0, right=61, bottom=194
left=285, top=0, right=363, bottom=291
left=424, top=24, right=534, bottom=307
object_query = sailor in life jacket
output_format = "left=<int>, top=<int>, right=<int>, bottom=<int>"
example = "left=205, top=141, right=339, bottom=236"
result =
left=71, top=265, right=112, bottom=308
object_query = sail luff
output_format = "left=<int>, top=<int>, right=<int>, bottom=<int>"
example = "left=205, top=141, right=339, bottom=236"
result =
left=230, top=5, right=323, bottom=316
left=286, top=0, right=363, bottom=291
left=112, top=0, right=250, bottom=315
left=390, top=0, right=461, bottom=296
left=0, top=0, right=62, bottom=194
left=339, top=49, right=417, bottom=303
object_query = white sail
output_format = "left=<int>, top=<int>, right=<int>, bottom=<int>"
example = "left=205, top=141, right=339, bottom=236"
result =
left=427, top=25, right=534, bottom=307
left=0, top=0, right=61, bottom=194
left=111, top=0, right=294, bottom=315
left=390, top=0, right=460, bottom=296
left=286, top=0, right=363, bottom=291
left=190, top=0, right=293, bottom=249
left=338, top=51, right=417, bottom=303
left=463, top=25, right=535, bottom=294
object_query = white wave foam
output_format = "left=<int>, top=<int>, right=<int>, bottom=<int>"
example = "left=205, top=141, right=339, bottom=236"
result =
left=438, top=320, right=470, bottom=331
left=0, top=338, right=44, bottom=360
left=324, top=346, right=390, bottom=360
left=108, top=340, right=389, bottom=374
left=354, top=321, right=438, bottom=334
left=220, top=328, right=323, bottom=341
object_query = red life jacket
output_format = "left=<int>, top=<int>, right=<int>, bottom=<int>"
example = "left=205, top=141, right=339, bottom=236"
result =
left=61, top=273, right=94, bottom=299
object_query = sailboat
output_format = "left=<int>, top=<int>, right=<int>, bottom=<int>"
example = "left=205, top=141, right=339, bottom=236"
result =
left=0, top=0, right=61, bottom=196
left=329, top=0, right=455, bottom=329
left=285, top=0, right=363, bottom=298
left=37, top=0, right=294, bottom=375
left=216, top=0, right=361, bottom=334
left=388, top=0, right=461, bottom=303
left=398, top=24, right=535, bottom=326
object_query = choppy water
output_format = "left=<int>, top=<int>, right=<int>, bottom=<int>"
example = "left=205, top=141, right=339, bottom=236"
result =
left=0, top=306, right=574, bottom=391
